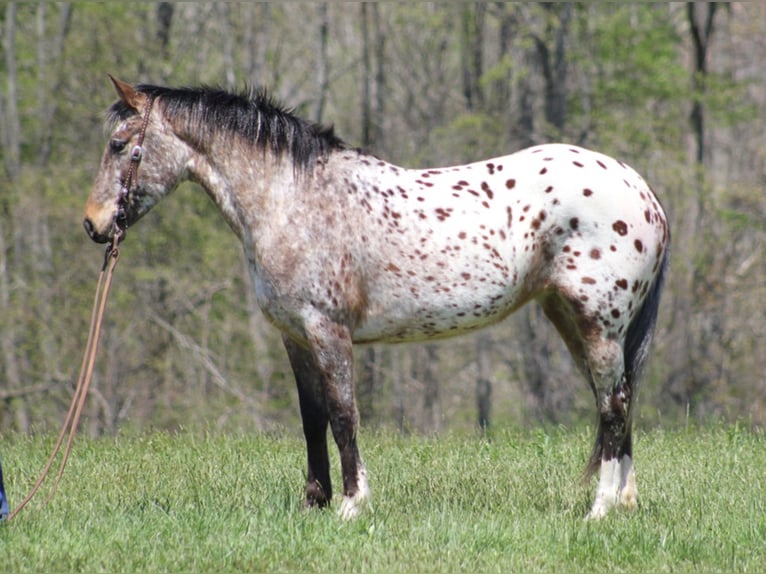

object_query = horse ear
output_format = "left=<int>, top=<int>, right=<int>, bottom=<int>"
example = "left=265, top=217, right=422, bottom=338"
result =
left=108, top=74, right=147, bottom=113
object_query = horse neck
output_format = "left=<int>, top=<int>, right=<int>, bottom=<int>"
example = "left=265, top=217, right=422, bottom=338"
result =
left=186, top=139, right=293, bottom=241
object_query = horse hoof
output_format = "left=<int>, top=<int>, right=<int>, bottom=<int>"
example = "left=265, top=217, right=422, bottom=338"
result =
left=337, top=469, right=371, bottom=520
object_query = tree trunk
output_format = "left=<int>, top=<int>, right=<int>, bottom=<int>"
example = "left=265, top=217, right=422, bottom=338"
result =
left=217, top=3, right=236, bottom=90
left=243, top=4, right=269, bottom=83
left=2, top=2, right=21, bottom=181
left=357, top=346, right=379, bottom=424
left=0, top=217, right=27, bottom=432
left=360, top=3, right=373, bottom=147
left=35, top=3, right=72, bottom=167
left=420, top=345, right=440, bottom=434
left=687, top=1, right=719, bottom=165
left=372, top=3, right=386, bottom=153
left=460, top=3, right=486, bottom=111
left=314, top=3, right=329, bottom=124
left=533, top=3, right=572, bottom=139
left=156, top=2, right=174, bottom=59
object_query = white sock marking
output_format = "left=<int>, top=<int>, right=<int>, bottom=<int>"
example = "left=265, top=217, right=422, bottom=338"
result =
left=338, top=467, right=371, bottom=520
left=586, top=455, right=638, bottom=519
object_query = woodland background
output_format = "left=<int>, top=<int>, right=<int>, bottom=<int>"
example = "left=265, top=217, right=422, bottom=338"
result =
left=0, top=3, right=763, bottom=437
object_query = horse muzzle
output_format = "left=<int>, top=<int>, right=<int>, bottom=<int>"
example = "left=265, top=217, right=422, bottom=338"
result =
left=83, top=217, right=112, bottom=244
left=83, top=196, right=120, bottom=244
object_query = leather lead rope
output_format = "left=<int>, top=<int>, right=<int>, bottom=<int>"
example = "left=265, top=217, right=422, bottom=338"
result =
left=7, top=97, right=154, bottom=521
left=7, top=240, right=120, bottom=521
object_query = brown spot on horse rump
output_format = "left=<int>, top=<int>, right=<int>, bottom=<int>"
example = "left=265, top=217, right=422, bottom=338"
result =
left=570, top=218, right=579, bottom=231
left=385, top=262, right=401, bottom=274
left=506, top=178, right=516, bottom=189
left=481, top=181, right=494, bottom=199
left=435, top=208, right=451, bottom=221
left=590, top=248, right=601, bottom=260
left=581, top=276, right=597, bottom=284
left=583, top=188, right=593, bottom=197
left=612, top=220, right=628, bottom=236
left=634, top=239, right=644, bottom=253
left=615, top=278, right=629, bottom=290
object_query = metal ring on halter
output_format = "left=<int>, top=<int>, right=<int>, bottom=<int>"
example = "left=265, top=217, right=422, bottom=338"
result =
left=130, top=145, right=143, bottom=162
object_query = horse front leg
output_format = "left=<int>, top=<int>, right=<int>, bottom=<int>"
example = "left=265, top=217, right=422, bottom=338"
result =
left=303, top=314, right=370, bottom=520
left=283, top=336, right=332, bottom=509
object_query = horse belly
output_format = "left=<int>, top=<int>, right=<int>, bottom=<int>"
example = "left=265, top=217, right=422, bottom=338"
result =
left=352, top=264, right=529, bottom=344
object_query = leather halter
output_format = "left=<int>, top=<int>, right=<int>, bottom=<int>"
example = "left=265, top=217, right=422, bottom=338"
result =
left=115, top=95, right=155, bottom=242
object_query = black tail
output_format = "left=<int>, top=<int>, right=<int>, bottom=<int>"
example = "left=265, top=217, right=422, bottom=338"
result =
left=624, top=241, right=670, bottom=386
left=585, top=238, right=670, bottom=479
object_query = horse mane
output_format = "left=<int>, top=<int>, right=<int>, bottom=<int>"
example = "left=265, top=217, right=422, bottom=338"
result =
left=106, top=84, right=348, bottom=171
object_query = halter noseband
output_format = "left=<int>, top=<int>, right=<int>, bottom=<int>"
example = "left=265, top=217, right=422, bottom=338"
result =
left=115, top=95, right=155, bottom=242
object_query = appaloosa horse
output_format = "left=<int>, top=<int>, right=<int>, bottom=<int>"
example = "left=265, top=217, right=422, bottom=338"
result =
left=84, top=78, right=669, bottom=519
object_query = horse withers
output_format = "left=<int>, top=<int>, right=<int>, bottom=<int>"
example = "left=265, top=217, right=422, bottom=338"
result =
left=84, top=77, right=670, bottom=520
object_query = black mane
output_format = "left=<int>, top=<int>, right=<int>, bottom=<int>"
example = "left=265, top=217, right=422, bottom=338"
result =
left=107, top=84, right=347, bottom=170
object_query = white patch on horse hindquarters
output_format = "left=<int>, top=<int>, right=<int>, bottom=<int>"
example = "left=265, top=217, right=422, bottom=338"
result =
left=586, top=455, right=638, bottom=519
left=338, top=467, right=371, bottom=520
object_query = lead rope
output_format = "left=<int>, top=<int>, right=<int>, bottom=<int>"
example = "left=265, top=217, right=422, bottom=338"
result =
left=7, top=96, right=154, bottom=522
left=7, top=237, right=121, bottom=521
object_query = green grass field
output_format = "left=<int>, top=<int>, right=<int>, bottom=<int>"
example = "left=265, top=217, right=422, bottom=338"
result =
left=1, top=425, right=764, bottom=573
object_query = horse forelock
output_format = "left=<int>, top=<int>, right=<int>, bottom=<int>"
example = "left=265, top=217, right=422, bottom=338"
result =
left=105, top=84, right=347, bottom=171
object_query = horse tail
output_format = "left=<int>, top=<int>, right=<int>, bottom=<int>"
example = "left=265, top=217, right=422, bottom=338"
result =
left=585, top=236, right=670, bottom=479
left=624, top=239, right=670, bottom=389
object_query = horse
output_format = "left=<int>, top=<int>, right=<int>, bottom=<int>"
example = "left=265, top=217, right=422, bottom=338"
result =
left=84, top=77, right=670, bottom=520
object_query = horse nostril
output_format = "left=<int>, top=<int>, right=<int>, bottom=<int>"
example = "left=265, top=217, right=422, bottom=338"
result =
left=83, top=218, right=95, bottom=238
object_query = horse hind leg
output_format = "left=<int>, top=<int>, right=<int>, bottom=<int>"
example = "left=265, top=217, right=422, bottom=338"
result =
left=540, top=295, right=637, bottom=519
left=585, top=250, right=668, bottom=518
left=584, top=342, right=638, bottom=520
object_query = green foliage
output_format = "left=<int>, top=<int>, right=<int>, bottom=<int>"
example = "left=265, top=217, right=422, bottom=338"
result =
left=2, top=426, right=765, bottom=573
left=1, top=3, right=764, bottom=436
left=585, top=7, right=689, bottom=159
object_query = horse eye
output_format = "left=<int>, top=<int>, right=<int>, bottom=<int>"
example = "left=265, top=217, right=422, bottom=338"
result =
left=110, top=139, right=127, bottom=154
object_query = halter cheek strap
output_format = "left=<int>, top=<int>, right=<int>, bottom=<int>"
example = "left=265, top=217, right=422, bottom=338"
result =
left=115, top=95, right=155, bottom=240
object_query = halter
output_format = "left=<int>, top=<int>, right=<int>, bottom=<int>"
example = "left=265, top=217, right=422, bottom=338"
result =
left=115, top=95, right=155, bottom=242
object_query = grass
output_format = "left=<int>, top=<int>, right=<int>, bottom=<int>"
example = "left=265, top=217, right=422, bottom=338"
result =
left=1, top=424, right=764, bottom=573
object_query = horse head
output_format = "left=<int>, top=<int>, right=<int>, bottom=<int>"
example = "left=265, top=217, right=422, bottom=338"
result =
left=83, top=77, right=189, bottom=244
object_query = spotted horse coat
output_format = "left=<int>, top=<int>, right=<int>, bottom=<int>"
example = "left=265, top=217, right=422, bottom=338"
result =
left=84, top=80, right=670, bottom=520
